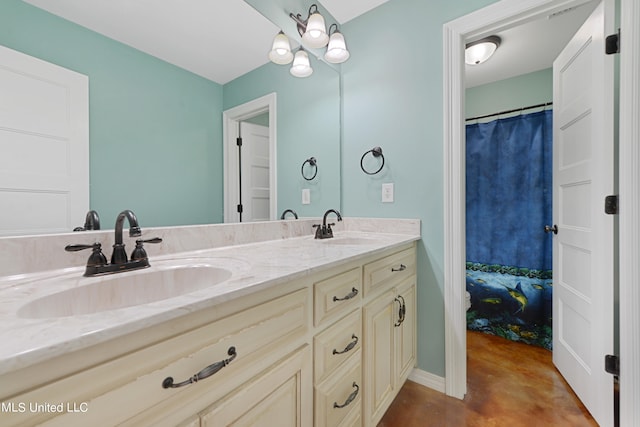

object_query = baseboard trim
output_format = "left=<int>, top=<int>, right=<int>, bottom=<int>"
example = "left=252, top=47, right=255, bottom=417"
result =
left=408, top=368, right=446, bottom=394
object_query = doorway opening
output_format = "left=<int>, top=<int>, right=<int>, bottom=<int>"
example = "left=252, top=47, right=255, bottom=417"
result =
left=464, top=102, right=554, bottom=349
left=443, top=0, right=608, bottom=401
left=223, top=93, right=277, bottom=223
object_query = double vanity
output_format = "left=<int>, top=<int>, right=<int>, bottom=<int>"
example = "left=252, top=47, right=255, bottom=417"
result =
left=0, top=217, right=420, bottom=426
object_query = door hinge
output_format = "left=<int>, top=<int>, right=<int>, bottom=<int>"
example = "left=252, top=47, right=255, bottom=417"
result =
left=236, top=137, right=243, bottom=146
left=605, top=195, right=618, bottom=215
left=606, top=29, right=620, bottom=54
left=237, top=204, right=243, bottom=213
left=605, top=354, right=619, bottom=377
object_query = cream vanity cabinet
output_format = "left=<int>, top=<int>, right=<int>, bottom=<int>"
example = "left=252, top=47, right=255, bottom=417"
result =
left=310, top=243, right=417, bottom=427
left=362, top=246, right=417, bottom=427
left=0, top=242, right=416, bottom=427
left=1, top=287, right=313, bottom=427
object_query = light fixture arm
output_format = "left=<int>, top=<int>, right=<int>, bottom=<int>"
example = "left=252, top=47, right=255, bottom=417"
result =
left=289, top=12, right=307, bottom=36
left=289, top=4, right=322, bottom=37
left=328, top=23, right=338, bottom=35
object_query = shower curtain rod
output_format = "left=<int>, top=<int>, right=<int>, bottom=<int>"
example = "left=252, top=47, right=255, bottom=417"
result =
left=465, top=102, right=553, bottom=122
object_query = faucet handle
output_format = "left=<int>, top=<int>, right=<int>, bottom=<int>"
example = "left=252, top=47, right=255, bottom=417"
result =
left=65, top=243, right=108, bottom=267
left=131, top=237, right=163, bottom=261
left=138, top=237, right=163, bottom=244
left=325, top=223, right=335, bottom=238
left=65, top=243, right=98, bottom=252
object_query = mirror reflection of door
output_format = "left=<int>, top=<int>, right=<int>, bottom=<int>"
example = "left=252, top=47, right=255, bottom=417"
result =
left=222, top=93, right=276, bottom=224
left=237, top=118, right=270, bottom=222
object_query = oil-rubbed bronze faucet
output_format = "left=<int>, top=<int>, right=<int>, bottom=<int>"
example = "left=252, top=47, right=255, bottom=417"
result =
left=73, top=210, right=101, bottom=231
left=280, top=209, right=298, bottom=220
left=314, top=209, right=343, bottom=239
left=111, top=209, right=142, bottom=264
left=65, top=210, right=162, bottom=276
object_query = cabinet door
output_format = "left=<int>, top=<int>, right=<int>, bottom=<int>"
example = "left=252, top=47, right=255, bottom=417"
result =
left=395, top=278, right=417, bottom=385
left=200, top=346, right=312, bottom=427
left=363, top=290, right=396, bottom=426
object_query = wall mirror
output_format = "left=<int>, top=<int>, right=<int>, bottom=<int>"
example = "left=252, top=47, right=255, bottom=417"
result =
left=0, top=0, right=341, bottom=236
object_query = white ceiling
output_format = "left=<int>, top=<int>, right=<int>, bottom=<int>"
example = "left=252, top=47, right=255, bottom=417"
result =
left=22, top=0, right=391, bottom=85
left=465, top=1, right=599, bottom=87
left=23, top=0, right=597, bottom=87
left=320, top=0, right=391, bottom=24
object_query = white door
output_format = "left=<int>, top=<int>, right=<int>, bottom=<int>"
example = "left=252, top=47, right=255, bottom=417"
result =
left=239, top=121, right=270, bottom=222
left=552, top=2, right=615, bottom=426
left=0, top=45, right=89, bottom=236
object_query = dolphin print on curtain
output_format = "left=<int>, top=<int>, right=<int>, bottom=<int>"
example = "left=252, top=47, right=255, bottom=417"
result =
left=465, top=109, right=553, bottom=350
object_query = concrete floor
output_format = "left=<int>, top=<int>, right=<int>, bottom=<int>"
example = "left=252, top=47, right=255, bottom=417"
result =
left=378, top=331, right=598, bottom=426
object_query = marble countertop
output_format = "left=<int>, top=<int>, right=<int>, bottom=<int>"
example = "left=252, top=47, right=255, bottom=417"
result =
left=0, top=229, right=419, bottom=376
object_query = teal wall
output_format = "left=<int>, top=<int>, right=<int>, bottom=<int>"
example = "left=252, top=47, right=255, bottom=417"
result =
left=223, top=57, right=341, bottom=218
left=1, top=0, right=557, bottom=379
left=340, top=0, right=499, bottom=376
left=466, top=68, right=553, bottom=120
left=0, top=0, right=224, bottom=228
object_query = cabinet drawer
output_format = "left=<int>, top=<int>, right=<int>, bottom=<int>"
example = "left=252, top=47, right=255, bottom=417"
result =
left=315, top=351, right=362, bottom=427
left=8, top=289, right=309, bottom=427
left=200, top=346, right=312, bottom=427
left=314, top=268, right=361, bottom=326
left=314, top=310, right=361, bottom=385
left=363, top=246, right=416, bottom=296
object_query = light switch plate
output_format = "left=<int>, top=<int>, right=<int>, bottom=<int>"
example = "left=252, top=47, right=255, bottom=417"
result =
left=382, top=183, right=394, bottom=203
left=302, top=188, right=311, bottom=205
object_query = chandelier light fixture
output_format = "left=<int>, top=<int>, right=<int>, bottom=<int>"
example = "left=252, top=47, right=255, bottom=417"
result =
left=268, top=3, right=350, bottom=77
left=465, top=35, right=501, bottom=65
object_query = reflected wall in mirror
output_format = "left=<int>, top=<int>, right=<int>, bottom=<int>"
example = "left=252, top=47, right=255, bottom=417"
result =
left=0, top=0, right=340, bottom=236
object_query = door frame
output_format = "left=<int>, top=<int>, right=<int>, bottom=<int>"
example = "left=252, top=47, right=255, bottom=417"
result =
left=618, top=1, right=640, bottom=425
left=223, top=93, right=277, bottom=223
left=443, top=1, right=640, bottom=422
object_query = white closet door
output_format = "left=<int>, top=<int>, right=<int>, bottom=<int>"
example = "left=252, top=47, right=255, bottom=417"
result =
left=0, top=44, right=89, bottom=236
left=240, top=121, right=270, bottom=222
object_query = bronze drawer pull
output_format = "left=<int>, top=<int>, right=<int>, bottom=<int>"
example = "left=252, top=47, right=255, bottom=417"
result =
left=333, top=287, right=359, bottom=302
left=333, top=382, right=360, bottom=409
left=333, top=334, right=359, bottom=355
left=162, top=346, right=237, bottom=389
left=394, top=296, right=406, bottom=327
left=391, top=264, right=407, bottom=272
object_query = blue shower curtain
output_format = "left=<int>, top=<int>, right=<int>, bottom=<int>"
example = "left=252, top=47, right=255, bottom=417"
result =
left=465, top=110, right=553, bottom=349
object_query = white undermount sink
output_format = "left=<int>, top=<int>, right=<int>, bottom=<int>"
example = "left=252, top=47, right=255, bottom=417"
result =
left=17, top=261, right=232, bottom=318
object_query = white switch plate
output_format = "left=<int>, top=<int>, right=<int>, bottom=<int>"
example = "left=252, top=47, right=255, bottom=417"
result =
left=302, top=188, right=311, bottom=205
left=382, top=183, right=394, bottom=203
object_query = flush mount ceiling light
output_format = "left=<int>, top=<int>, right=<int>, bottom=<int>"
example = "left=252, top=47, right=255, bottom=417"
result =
left=465, top=35, right=501, bottom=65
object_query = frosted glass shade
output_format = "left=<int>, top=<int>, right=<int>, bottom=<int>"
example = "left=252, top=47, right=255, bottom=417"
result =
left=290, top=49, right=313, bottom=77
left=324, top=31, right=350, bottom=63
left=269, top=31, right=293, bottom=64
left=465, top=36, right=500, bottom=65
left=302, top=12, right=328, bottom=48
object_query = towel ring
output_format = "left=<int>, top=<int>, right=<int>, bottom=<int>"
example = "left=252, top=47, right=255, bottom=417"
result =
left=301, top=157, right=318, bottom=181
left=360, top=147, right=384, bottom=175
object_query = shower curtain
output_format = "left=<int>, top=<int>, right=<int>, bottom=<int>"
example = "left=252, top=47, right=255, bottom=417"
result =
left=465, top=109, right=553, bottom=349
